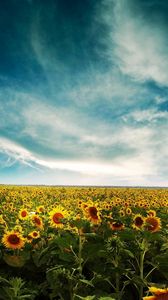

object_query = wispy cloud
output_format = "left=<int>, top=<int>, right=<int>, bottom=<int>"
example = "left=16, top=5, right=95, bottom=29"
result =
left=122, top=108, right=168, bottom=123
left=0, top=136, right=156, bottom=180
left=102, top=0, right=168, bottom=87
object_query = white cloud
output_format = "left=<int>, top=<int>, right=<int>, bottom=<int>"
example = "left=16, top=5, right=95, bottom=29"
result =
left=68, top=70, right=142, bottom=107
left=123, top=108, right=168, bottom=123
left=19, top=101, right=158, bottom=169
left=155, top=96, right=167, bottom=105
left=0, top=136, right=157, bottom=180
left=103, top=0, right=168, bottom=86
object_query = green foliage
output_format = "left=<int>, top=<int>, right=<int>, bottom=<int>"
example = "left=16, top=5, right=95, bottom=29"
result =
left=0, top=186, right=167, bottom=299
left=0, top=277, right=37, bottom=300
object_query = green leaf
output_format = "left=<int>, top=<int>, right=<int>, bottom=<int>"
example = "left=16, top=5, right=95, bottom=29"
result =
left=160, top=243, right=168, bottom=251
left=0, top=276, right=9, bottom=284
left=79, top=279, right=94, bottom=287
left=122, top=249, right=134, bottom=258
left=99, top=297, right=115, bottom=300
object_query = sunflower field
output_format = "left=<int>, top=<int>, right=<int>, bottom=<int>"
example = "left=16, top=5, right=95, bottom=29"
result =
left=0, top=185, right=167, bottom=300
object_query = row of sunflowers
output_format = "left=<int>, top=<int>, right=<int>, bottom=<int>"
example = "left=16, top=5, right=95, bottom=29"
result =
left=0, top=185, right=167, bottom=300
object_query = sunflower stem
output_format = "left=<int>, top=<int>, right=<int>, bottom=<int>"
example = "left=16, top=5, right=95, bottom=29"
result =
left=139, top=238, right=148, bottom=300
left=78, top=232, right=83, bottom=276
left=115, top=253, right=122, bottom=300
left=116, top=271, right=120, bottom=300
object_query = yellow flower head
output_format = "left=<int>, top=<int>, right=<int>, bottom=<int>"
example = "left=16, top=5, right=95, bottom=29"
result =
left=144, top=216, right=161, bottom=233
left=49, top=206, right=69, bottom=228
left=125, top=207, right=132, bottom=215
left=28, top=231, right=40, bottom=239
left=2, top=230, right=25, bottom=250
left=32, top=215, right=43, bottom=229
left=133, top=214, right=145, bottom=230
left=147, top=210, right=156, bottom=217
left=119, top=209, right=125, bottom=217
left=84, top=203, right=101, bottom=224
left=19, top=208, right=29, bottom=220
left=110, top=221, right=124, bottom=231
left=36, top=206, right=45, bottom=214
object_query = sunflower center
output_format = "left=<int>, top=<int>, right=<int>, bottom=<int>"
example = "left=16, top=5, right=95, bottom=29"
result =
left=113, top=222, right=123, bottom=228
left=33, top=232, right=38, bottom=237
left=8, top=234, right=20, bottom=245
left=53, top=212, right=64, bottom=224
left=135, top=217, right=144, bottom=226
left=21, top=211, right=27, bottom=217
left=34, top=217, right=41, bottom=225
left=146, top=217, right=160, bottom=232
left=88, top=207, right=98, bottom=219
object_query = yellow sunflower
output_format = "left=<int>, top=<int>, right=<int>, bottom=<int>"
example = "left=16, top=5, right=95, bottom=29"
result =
left=49, top=206, right=68, bottom=228
left=18, top=208, right=29, bottom=220
left=133, top=214, right=145, bottom=230
left=147, top=210, right=156, bottom=217
left=36, top=206, right=45, bottom=214
left=28, top=231, right=40, bottom=239
left=110, top=221, right=124, bottom=231
left=31, top=215, right=43, bottom=229
left=143, top=286, right=168, bottom=300
left=125, top=207, right=132, bottom=215
left=84, top=204, right=101, bottom=224
left=119, top=209, right=125, bottom=217
left=2, top=230, right=25, bottom=250
left=144, top=216, right=161, bottom=233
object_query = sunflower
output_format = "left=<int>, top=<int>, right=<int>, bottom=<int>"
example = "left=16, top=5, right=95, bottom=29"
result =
left=19, top=208, right=29, bottom=220
left=49, top=206, right=68, bottom=228
left=110, top=221, right=124, bottom=231
left=133, top=214, right=145, bottom=230
left=36, top=206, right=45, bottom=214
left=28, top=231, right=40, bottom=239
left=84, top=204, right=101, bottom=224
left=143, top=286, right=168, bottom=300
left=147, top=210, right=156, bottom=217
left=32, top=215, right=43, bottom=229
left=144, top=216, right=161, bottom=233
left=2, top=230, right=25, bottom=250
left=119, top=209, right=125, bottom=217
left=125, top=207, right=132, bottom=215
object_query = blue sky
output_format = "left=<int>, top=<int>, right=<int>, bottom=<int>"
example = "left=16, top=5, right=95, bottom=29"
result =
left=0, top=0, right=168, bottom=186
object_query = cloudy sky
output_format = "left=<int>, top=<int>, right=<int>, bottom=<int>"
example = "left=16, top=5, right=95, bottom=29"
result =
left=0, top=0, right=168, bottom=186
